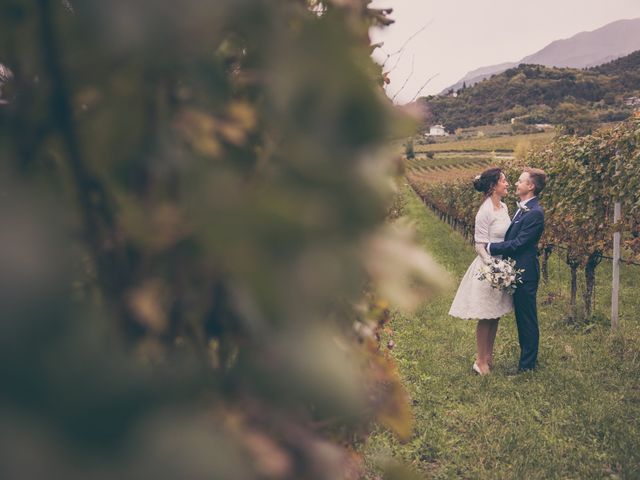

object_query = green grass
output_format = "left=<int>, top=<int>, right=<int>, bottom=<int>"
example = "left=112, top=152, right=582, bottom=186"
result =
left=364, top=184, right=640, bottom=479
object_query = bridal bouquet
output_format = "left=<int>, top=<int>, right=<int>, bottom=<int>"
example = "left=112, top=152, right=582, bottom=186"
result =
left=477, top=258, right=524, bottom=295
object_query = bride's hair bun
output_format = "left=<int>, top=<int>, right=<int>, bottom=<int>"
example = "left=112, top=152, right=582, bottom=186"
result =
left=473, top=168, right=502, bottom=194
left=473, top=175, right=486, bottom=193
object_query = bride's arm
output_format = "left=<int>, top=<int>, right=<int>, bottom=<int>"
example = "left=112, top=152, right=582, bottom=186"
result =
left=474, top=206, right=492, bottom=264
left=475, top=242, right=492, bottom=264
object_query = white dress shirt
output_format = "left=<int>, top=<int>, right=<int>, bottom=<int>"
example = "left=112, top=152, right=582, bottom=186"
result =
left=487, top=196, right=536, bottom=255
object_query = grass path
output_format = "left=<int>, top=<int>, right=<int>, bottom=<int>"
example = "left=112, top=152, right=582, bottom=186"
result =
left=365, top=184, right=640, bottom=479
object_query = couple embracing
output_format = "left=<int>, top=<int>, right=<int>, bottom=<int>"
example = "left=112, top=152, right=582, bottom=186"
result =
left=449, top=167, right=547, bottom=375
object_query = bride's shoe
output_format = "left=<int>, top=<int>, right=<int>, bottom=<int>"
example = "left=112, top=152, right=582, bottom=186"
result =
left=472, top=362, right=489, bottom=375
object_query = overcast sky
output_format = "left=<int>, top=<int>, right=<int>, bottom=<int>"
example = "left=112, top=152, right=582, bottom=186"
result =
left=369, top=0, right=640, bottom=104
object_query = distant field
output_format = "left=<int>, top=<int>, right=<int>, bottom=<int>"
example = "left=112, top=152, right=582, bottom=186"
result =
left=408, top=154, right=493, bottom=169
left=455, top=123, right=515, bottom=137
left=414, top=131, right=555, bottom=153
left=405, top=152, right=493, bottom=184
left=416, top=123, right=518, bottom=145
left=402, top=130, right=555, bottom=184
left=406, top=165, right=486, bottom=184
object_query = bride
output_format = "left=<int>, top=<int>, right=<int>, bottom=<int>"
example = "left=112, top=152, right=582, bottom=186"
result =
left=449, top=167, right=513, bottom=375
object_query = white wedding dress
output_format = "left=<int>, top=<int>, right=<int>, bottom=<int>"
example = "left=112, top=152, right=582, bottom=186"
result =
left=449, top=197, right=514, bottom=319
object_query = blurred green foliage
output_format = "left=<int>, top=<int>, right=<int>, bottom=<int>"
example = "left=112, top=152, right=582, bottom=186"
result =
left=0, top=1, right=447, bottom=478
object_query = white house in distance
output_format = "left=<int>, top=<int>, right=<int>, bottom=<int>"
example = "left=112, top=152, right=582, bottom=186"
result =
left=625, top=96, right=640, bottom=108
left=425, top=124, right=449, bottom=136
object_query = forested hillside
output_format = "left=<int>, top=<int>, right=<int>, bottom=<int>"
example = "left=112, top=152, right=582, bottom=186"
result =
left=420, top=51, right=640, bottom=132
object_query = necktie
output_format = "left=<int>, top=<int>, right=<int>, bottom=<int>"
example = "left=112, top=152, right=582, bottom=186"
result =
left=512, top=208, right=522, bottom=222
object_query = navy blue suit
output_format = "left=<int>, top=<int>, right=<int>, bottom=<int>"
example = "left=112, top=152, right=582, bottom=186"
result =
left=490, top=197, right=544, bottom=371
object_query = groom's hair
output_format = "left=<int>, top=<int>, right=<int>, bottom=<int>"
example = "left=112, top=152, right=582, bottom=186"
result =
left=525, top=168, right=547, bottom=195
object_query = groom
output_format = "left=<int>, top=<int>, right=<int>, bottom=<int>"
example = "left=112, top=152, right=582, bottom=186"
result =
left=488, top=168, right=547, bottom=372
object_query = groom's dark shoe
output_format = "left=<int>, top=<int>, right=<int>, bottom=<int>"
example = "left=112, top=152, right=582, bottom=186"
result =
left=515, top=368, right=536, bottom=376
left=505, top=366, right=536, bottom=377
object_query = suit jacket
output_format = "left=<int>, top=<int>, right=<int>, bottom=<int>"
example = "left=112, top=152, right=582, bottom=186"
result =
left=489, top=197, right=544, bottom=284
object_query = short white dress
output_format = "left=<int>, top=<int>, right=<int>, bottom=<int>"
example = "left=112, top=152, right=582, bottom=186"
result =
left=448, top=198, right=514, bottom=319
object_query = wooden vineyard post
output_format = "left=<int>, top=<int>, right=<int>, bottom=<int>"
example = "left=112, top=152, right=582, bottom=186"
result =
left=611, top=202, right=621, bottom=331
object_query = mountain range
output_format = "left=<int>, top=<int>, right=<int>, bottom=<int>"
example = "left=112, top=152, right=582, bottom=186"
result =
left=441, top=18, right=640, bottom=94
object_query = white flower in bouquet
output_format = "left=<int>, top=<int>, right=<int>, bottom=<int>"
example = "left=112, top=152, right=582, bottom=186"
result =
left=476, top=258, right=524, bottom=294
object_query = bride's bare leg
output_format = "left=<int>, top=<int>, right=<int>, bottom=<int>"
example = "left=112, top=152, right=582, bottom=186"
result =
left=475, top=320, right=492, bottom=374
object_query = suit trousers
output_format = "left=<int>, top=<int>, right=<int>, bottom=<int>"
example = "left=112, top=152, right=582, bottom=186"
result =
left=513, top=280, right=539, bottom=371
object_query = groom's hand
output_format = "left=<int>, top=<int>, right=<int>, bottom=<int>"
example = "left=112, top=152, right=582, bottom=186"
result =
left=489, top=210, right=544, bottom=257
